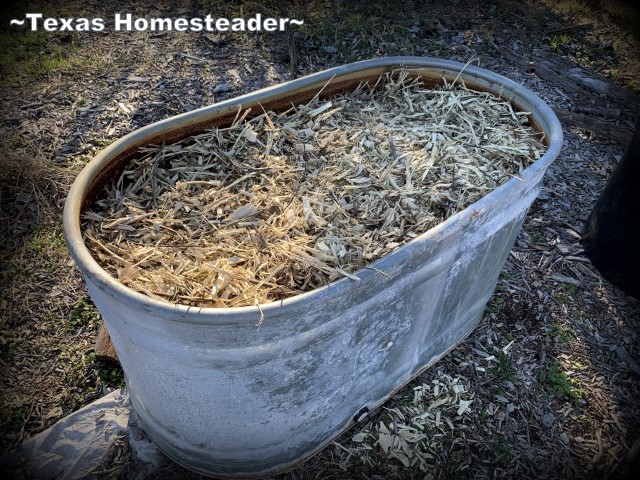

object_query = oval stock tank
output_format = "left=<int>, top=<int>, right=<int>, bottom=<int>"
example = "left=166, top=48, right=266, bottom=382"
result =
left=63, top=57, right=563, bottom=477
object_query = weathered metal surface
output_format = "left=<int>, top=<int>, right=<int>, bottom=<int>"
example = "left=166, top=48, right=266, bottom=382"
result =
left=63, top=57, right=563, bottom=478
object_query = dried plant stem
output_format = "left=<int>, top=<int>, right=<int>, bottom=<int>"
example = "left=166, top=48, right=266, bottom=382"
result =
left=83, top=70, right=546, bottom=308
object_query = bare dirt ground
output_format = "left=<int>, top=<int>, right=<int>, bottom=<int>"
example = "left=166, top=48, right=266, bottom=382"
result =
left=1, top=0, right=639, bottom=479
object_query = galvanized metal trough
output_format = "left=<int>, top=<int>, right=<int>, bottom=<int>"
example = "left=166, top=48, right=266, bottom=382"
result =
left=63, top=57, right=563, bottom=478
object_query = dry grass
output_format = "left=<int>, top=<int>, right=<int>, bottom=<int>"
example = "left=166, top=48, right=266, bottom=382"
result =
left=331, top=372, right=476, bottom=471
left=83, top=70, right=545, bottom=308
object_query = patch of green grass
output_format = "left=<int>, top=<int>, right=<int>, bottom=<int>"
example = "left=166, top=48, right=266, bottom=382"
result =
left=492, top=350, right=516, bottom=382
left=27, top=226, right=66, bottom=256
left=379, top=410, right=392, bottom=426
left=571, top=360, right=587, bottom=372
left=551, top=323, right=575, bottom=343
left=0, top=1, right=83, bottom=86
left=530, top=231, right=547, bottom=245
left=618, top=62, right=640, bottom=91
left=537, top=358, right=584, bottom=406
left=57, top=349, right=125, bottom=412
left=478, top=409, right=491, bottom=422
left=89, top=353, right=126, bottom=389
left=549, top=34, right=572, bottom=50
left=68, top=300, right=101, bottom=331
left=56, top=343, right=92, bottom=410
left=554, top=284, right=577, bottom=303
left=0, top=263, right=33, bottom=284
left=499, top=271, right=513, bottom=281
left=485, top=297, right=504, bottom=316
left=1, top=224, right=69, bottom=280
left=576, top=413, right=591, bottom=430
left=0, top=30, right=74, bottom=86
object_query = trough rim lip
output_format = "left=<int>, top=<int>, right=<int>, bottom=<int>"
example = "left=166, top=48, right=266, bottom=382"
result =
left=63, top=55, right=563, bottom=322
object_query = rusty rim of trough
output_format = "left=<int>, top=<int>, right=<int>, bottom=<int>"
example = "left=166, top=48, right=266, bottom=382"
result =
left=63, top=56, right=563, bottom=324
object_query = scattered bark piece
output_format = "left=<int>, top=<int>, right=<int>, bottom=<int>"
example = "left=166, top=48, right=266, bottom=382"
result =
left=95, top=323, right=120, bottom=363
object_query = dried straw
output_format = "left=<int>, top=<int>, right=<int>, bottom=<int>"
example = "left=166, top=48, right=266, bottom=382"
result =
left=83, top=70, right=546, bottom=308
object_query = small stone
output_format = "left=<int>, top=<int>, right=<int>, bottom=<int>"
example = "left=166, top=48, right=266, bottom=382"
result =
left=212, top=83, right=230, bottom=94
left=541, top=412, right=555, bottom=428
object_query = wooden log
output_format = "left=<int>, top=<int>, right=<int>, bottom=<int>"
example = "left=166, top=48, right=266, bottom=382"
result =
left=553, top=108, right=634, bottom=144
left=493, top=43, right=640, bottom=115
left=95, top=322, right=120, bottom=363
left=531, top=50, right=640, bottom=111
left=493, top=43, right=595, bottom=99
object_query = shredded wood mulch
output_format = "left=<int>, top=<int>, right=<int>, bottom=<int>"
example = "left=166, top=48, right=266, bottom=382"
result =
left=84, top=70, right=545, bottom=308
left=1, top=1, right=639, bottom=479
